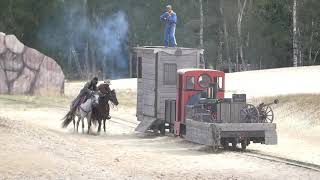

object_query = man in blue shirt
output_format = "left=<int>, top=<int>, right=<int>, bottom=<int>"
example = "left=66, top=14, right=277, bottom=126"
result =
left=160, top=5, right=177, bottom=47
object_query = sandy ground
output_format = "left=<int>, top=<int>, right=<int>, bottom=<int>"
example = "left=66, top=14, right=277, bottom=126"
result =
left=249, top=95, right=320, bottom=165
left=1, top=103, right=319, bottom=180
left=1, top=66, right=320, bottom=179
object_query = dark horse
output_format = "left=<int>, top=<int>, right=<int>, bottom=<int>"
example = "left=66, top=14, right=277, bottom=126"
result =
left=92, top=89, right=119, bottom=133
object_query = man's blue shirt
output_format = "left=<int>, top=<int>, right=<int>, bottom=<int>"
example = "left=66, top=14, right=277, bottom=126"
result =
left=160, top=12, right=177, bottom=27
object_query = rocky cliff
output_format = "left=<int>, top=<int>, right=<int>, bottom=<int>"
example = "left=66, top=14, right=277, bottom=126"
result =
left=0, top=32, right=64, bottom=95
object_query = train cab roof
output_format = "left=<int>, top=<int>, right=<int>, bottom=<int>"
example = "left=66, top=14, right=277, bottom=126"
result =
left=178, top=68, right=225, bottom=75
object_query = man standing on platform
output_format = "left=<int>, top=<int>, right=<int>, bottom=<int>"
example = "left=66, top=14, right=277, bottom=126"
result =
left=160, top=5, right=177, bottom=47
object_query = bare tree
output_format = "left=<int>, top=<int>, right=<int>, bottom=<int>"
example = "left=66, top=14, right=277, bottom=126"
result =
left=217, top=27, right=223, bottom=66
left=306, top=19, right=320, bottom=65
left=71, top=46, right=84, bottom=79
left=237, top=0, right=247, bottom=70
left=84, top=42, right=90, bottom=80
left=220, top=0, right=232, bottom=72
left=199, top=0, right=204, bottom=48
left=90, top=45, right=97, bottom=76
left=292, top=0, right=298, bottom=67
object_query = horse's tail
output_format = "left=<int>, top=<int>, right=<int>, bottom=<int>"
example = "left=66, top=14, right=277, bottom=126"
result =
left=91, top=109, right=98, bottom=126
left=61, top=110, right=75, bottom=128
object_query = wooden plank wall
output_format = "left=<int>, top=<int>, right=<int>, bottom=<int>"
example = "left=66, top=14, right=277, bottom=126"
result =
left=141, top=52, right=156, bottom=118
left=136, top=51, right=143, bottom=121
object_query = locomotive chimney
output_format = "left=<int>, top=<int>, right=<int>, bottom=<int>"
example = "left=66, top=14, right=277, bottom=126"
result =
left=207, top=83, right=218, bottom=99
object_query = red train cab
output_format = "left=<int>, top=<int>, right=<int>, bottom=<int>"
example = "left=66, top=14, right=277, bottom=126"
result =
left=174, top=69, right=225, bottom=136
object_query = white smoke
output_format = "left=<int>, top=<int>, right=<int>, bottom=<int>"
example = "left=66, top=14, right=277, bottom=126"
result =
left=37, top=1, right=129, bottom=78
left=93, top=11, right=129, bottom=71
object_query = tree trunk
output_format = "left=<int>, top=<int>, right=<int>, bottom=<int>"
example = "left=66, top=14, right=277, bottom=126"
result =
left=237, top=0, right=248, bottom=70
left=299, top=49, right=302, bottom=66
left=217, top=27, right=223, bottom=67
left=90, top=46, right=96, bottom=77
left=199, top=0, right=204, bottom=48
left=236, top=48, right=239, bottom=72
left=220, top=0, right=232, bottom=72
left=71, top=46, right=84, bottom=79
left=308, top=19, right=314, bottom=65
left=297, top=27, right=302, bottom=66
left=259, top=56, right=262, bottom=70
left=85, top=41, right=90, bottom=80
left=292, top=0, right=298, bottom=67
left=102, top=56, right=107, bottom=80
left=68, top=48, right=72, bottom=66
left=313, top=49, right=320, bottom=64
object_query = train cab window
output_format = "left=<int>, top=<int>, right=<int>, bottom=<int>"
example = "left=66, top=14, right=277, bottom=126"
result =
left=130, top=53, right=138, bottom=78
left=186, top=76, right=195, bottom=90
left=218, top=77, right=223, bottom=89
left=137, top=57, right=142, bottom=78
left=198, top=74, right=212, bottom=88
left=164, top=63, right=177, bottom=85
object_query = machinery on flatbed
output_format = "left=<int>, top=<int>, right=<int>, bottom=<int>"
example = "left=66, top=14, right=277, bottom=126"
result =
left=132, top=47, right=278, bottom=150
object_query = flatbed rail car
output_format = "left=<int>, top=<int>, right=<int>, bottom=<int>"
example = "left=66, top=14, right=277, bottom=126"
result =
left=132, top=46, right=277, bottom=149
left=166, top=69, right=277, bottom=149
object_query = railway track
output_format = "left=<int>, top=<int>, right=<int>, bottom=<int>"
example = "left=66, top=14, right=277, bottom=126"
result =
left=242, top=151, right=320, bottom=172
left=1, top=96, right=320, bottom=172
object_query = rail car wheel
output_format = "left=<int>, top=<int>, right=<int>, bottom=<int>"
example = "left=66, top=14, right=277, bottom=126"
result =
left=259, top=105, right=274, bottom=123
left=240, top=104, right=259, bottom=123
left=160, top=124, right=166, bottom=135
left=232, top=141, right=237, bottom=149
left=221, top=140, right=229, bottom=149
left=240, top=140, right=247, bottom=150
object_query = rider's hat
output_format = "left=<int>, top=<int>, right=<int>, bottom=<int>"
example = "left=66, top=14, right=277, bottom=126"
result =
left=104, top=79, right=111, bottom=85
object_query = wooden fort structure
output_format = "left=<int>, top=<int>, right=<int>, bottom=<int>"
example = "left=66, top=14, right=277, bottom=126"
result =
left=130, top=46, right=205, bottom=131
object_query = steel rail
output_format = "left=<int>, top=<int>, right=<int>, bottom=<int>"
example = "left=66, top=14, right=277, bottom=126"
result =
left=242, top=151, right=320, bottom=172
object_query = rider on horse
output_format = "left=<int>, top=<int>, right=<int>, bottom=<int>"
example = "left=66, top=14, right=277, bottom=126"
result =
left=98, top=79, right=111, bottom=94
left=71, top=77, right=99, bottom=111
left=97, top=79, right=112, bottom=119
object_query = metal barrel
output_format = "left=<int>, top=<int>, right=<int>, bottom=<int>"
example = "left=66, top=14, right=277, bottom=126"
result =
left=259, top=99, right=280, bottom=108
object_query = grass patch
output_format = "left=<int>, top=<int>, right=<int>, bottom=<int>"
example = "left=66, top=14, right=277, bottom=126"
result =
left=0, top=89, right=137, bottom=109
left=0, top=95, right=71, bottom=109
left=116, top=90, right=137, bottom=108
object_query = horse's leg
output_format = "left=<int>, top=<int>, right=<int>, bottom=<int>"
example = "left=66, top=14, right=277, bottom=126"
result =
left=76, top=116, right=80, bottom=133
left=97, top=119, right=102, bottom=133
left=103, top=119, right=106, bottom=133
left=73, top=117, right=75, bottom=132
left=81, top=117, right=85, bottom=134
left=87, top=113, right=92, bottom=134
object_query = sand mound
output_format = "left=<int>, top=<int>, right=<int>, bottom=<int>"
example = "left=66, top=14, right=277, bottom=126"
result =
left=225, top=65, right=320, bottom=98
left=249, top=94, right=320, bottom=164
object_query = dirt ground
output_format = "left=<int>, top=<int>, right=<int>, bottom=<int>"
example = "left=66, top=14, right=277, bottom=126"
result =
left=1, top=66, right=320, bottom=179
left=0, top=95, right=319, bottom=180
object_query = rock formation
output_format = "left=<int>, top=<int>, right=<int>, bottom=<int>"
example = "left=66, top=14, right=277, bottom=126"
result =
left=0, top=32, right=64, bottom=95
